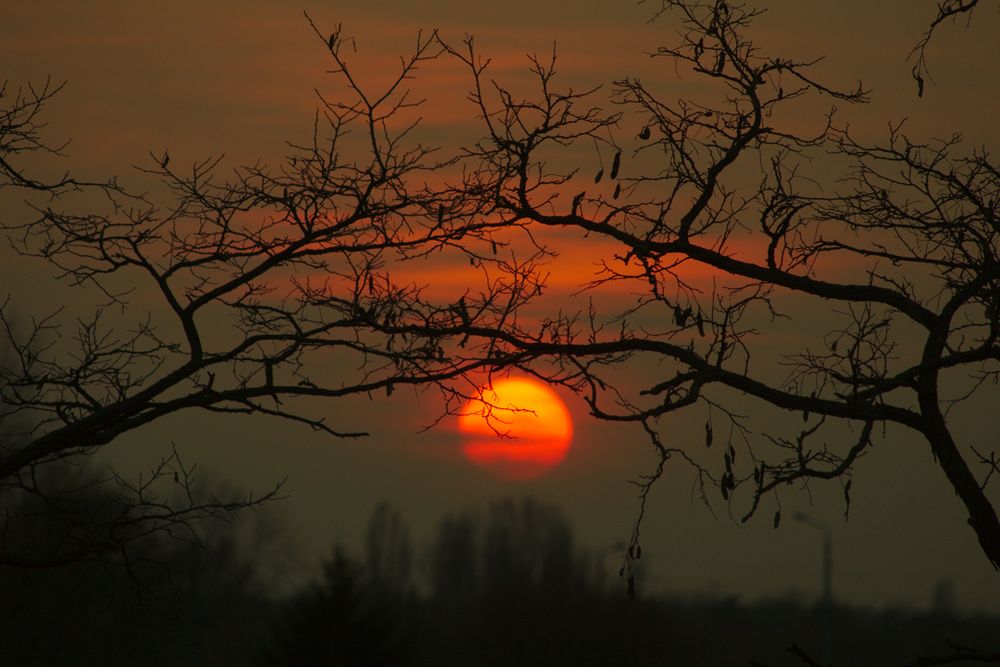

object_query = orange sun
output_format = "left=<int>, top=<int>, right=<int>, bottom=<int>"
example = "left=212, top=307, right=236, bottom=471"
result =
left=458, top=377, right=573, bottom=480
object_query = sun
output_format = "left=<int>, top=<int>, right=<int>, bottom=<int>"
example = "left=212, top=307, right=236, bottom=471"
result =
left=457, top=376, right=573, bottom=480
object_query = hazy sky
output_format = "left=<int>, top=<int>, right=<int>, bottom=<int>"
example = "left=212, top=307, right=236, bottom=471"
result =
left=3, top=1, right=999, bottom=610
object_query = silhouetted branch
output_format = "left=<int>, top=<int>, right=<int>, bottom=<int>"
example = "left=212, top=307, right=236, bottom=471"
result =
left=0, top=23, right=533, bottom=567
left=440, top=0, right=1000, bottom=570
left=901, top=641, right=1000, bottom=666
left=909, top=0, right=983, bottom=97
left=0, top=78, right=124, bottom=195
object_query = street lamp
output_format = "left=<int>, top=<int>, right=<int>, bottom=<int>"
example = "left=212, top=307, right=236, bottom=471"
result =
left=794, top=512, right=833, bottom=664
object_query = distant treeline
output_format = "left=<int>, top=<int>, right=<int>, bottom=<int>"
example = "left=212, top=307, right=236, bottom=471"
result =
left=1, top=476, right=997, bottom=666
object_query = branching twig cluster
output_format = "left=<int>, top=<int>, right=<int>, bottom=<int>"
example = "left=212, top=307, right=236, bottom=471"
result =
left=426, top=0, right=999, bottom=574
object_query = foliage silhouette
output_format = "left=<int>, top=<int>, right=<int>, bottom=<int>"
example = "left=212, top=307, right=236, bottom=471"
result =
left=2, top=486, right=996, bottom=666
left=262, top=497, right=1000, bottom=666
left=0, top=461, right=279, bottom=666
left=261, top=548, right=416, bottom=667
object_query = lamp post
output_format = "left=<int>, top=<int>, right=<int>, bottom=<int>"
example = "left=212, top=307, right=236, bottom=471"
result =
left=794, top=512, right=833, bottom=664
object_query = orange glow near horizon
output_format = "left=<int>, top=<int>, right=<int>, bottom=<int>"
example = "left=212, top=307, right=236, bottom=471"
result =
left=458, top=377, right=573, bottom=481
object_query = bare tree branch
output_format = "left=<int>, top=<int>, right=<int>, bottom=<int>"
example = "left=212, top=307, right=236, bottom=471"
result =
left=909, top=0, right=986, bottom=97
left=440, top=0, right=1000, bottom=570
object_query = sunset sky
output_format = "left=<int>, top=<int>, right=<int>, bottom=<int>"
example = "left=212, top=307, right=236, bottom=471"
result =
left=2, top=0, right=999, bottom=610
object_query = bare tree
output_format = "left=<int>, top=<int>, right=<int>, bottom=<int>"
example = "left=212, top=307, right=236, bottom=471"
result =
left=397, top=0, right=1000, bottom=576
left=0, top=23, right=534, bottom=565
left=2, top=2, right=997, bottom=583
left=365, top=501, right=414, bottom=590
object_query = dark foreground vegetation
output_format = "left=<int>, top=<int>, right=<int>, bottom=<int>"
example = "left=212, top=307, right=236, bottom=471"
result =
left=1, top=487, right=996, bottom=667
